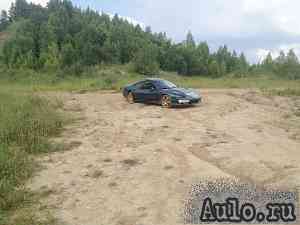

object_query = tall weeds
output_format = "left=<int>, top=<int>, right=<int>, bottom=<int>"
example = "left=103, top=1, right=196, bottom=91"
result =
left=0, top=90, right=64, bottom=224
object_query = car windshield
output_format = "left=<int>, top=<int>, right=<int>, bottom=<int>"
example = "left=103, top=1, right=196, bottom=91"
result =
left=156, top=80, right=177, bottom=89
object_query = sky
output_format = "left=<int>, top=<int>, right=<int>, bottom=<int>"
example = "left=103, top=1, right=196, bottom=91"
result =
left=1, top=0, right=300, bottom=63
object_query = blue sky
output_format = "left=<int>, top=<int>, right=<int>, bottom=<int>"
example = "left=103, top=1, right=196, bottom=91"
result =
left=2, top=0, right=300, bottom=63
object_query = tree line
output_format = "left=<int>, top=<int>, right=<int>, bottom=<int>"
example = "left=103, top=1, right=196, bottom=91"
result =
left=0, top=0, right=299, bottom=79
left=254, top=50, right=300, bottom=79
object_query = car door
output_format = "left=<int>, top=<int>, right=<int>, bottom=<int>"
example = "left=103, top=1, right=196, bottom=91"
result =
left=134, top=81, right=159, bottom=103
left=145, top=83, right=160, bottom=102
left=132, top=81, right=146, bottom=102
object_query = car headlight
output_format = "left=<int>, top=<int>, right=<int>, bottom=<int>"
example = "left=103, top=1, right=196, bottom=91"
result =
left=169, top=94, right=185, bottom=99
left=187, top=93, right=199, bottom=98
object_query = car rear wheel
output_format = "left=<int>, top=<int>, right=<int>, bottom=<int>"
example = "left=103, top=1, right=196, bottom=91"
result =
left=127, top=92, right=134, bottom=104
left=161, top=95, right=172, bottom=108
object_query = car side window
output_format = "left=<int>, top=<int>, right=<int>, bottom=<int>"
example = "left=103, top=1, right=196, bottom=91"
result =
left=134, top=81, right=145, bottom=89
left=141, top=82, right=155, bottom=90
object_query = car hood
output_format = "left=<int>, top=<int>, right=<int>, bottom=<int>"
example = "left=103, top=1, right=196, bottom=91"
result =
left=162, top=88, right=200, bottom=98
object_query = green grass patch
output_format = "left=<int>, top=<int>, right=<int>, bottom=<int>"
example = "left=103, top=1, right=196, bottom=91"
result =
left=262, top=88, right=300, bottom=97
left=158, top=71, right=300, bottom=89
left=1, top=65, right=300, bottom=92
left=0, top=89, right=65, bottom=225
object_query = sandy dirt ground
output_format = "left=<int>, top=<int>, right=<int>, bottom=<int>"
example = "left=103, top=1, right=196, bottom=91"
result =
left=29, top=89, right=300, bottom=225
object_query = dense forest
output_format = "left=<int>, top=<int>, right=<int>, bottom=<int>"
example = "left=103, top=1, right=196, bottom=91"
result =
left=0, top=0, right=300, bottom=79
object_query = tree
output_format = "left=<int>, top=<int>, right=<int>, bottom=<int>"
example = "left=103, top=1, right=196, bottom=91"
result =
left=276, top=51, right=286, bottom=64
left=0, top=10, right=10, bottom=31
left=60, top=42, right=77, bottom=67
left=8, top=3, right=16, bottom=21
left=235, top=53, right=248, bottom=76
left=132, top=43, right=159, bottom=75
left=75, top=25, right=106, bottom=66
left=185, top=31, right=195, bottom=47
left=145, top=26, right=152, bottom=34
left=227, top=50, right=239, bottom=73
left=9, top=0, right=30, bottom=20
left=281, top=49, right=300, bottom=79
left=262, top=52, right=273, bottom=70
left=286, top=49, right=298, bottom=64
left=160, top=45, right=180, bottom=72
left=2, top=32, right=35, bottom=68
left=208, top=60, right=219, bottom=77
left=219, top=61, right=226, bottom=77
left=1, top=0, right=258, bottom=78
left=176, top=55, right=188, bottom=75
left=196, top=42, right=210, bottom=74
left=48, top=12, right=68, bottom=51
left=2, top=14, right=49, bottom=69
left=177, top=43, right=198, bottom=75
left=43, top=42, right=60, bottom=68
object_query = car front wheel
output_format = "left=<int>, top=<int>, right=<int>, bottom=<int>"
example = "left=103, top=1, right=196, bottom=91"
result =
left=161, top=95, right=172, bottom=108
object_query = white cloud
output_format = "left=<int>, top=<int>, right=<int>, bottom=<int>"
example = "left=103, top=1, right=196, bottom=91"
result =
left=30, top=0, right=48, bottom=7
left=256, top=49, right=271, bottom=63
left=122, top=16, right=145, bottom=28
left=0, top=0, right=13, bottom=11
left=242, top=0, right=300, bottom=35
left=105, top=12, right=145, bottom=29
left=256, top=43, right=300, bottom=62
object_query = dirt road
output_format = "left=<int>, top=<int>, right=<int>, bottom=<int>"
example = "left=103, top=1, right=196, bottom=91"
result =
left=29, top=89, right=300, bottom=225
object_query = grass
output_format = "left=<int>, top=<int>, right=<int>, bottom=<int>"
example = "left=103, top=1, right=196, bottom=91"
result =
left=262, top=88, right=300, bottom=97
left=0, top=89, right=65, bottom=225
left=1, top=65, right=300, bottom=93
left=0, top=65, right=141, bottom=92
left=260, top=86, right=300, bottom=142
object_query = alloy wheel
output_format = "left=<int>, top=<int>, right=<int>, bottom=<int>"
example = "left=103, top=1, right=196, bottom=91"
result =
left=161, top=95, right=172, bottom=108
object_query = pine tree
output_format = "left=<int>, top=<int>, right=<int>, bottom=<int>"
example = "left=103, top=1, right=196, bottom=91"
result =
left=286, top=49, right=298, bottom=64
left=276, top=51, right=286, bottom=64
left=145, top=26, right=152, bottom=34
left=262, top=52, right=273, bottom=71
left=185, top=31, right=195, bottom=47
left=14, top=0, right=30, bottom=20
left=285, top=49, right=300, bottom=79
left=8, top=3, right=16, bottom=21
left=0, top=10, right=10, bottom=31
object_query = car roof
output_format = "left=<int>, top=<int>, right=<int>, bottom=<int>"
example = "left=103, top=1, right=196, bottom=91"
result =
left=130, top=78, right=165, bottom=86
left=145, top=78, right=165, bottom=82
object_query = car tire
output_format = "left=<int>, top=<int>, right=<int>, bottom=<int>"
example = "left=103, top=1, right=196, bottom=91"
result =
left=127, top=92, right=134, bottom=104
left=161, top=95, right=172, bottom=108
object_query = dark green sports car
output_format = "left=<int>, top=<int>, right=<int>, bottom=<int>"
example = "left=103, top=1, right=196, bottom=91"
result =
left=122, top=78, right=201, bottom=108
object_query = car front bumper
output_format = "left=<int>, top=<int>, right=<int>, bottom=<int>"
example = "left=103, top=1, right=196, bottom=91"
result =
left=172, top=97, right=201, bottom=105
